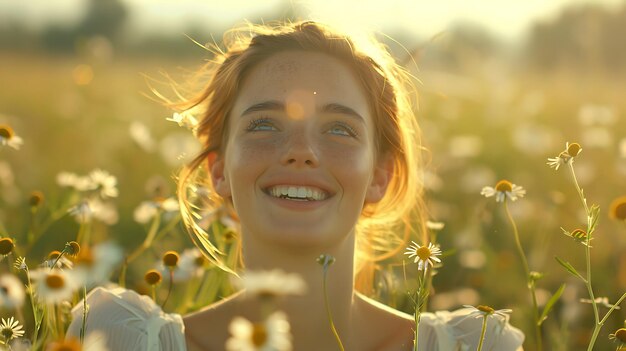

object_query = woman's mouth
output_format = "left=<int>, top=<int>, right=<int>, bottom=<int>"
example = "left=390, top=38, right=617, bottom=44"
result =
left=265, top=185, right=330, bottom=201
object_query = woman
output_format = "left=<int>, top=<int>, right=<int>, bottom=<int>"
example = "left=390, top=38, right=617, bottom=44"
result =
left=68, top=21, right=524, bottom=350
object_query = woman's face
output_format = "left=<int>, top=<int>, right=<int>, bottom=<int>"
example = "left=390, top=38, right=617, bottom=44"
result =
left=212, top=51, right=390, bottom=250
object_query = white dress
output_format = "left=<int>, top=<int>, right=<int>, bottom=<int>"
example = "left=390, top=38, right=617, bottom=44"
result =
left=67, top=287, right=524, bottom=351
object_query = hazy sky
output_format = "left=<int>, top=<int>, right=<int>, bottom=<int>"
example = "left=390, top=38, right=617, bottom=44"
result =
left=1, top=0, right=623, bottom=41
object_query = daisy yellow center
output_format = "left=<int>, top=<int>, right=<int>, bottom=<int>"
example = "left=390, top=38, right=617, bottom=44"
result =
left=1, top=327, right=13, bottom=339
left=163, top=251, right=180, bottom=267
left=0, top=125, right=14, bottom=139
left=570, top=229, right=588, bottom=239
left=67, top=241, right=81, bottom=256
left=495, top=180, right=513, bottom=192
left=610, top=198, right=626, bottom=221
left=48, top=339, right=81, bottom=351
left=48, top=250, right=62, bottom=260
left=567, top=142, right=582, bottom=157
left=416, top=246, right=432, bottom=261
left=144, top=270, right=162, bottom=285
left=0, top=238, right=14, bottom=255
left=45, top=273, right=66, bottom=290
left=477, top=305, right=494, bottom=314
left=251, top=323, right=268, bottom=346
left=30, top=191, right=44, bottom=207
left=74, top=250, right=94, bottom=267
left=616, top=328, right=626, bottom=342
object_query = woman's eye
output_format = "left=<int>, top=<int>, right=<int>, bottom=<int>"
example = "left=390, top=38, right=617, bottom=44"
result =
left=246, top=118, right=277, bottom=132
left=327, top=123, right=358, bottom=137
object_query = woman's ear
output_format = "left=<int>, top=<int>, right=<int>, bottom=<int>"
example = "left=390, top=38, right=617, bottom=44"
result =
left=365, top=154, right=394, bottom=204
left=208, top=152, right=231, bottom=198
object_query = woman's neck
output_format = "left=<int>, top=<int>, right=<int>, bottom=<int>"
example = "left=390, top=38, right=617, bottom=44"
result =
left=241, top=230, right=359, bottom=350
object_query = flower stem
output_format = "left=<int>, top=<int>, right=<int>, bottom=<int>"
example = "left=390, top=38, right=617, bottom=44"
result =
left=80, top=285, right=87, bottom=343
left=567, top=163, right=603, bottom=351
left=126, top=213, right=161, bottom=264
left=321, top=261, right=344, bottom=351
left=504, top=201, right=542, bottom=351
left=161, top=268, right=174, bottom=309
left=477, top=315, right=488, bottom=351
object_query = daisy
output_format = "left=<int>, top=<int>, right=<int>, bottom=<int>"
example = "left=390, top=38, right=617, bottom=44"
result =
left=133, top=196, right=179, bottom=224
left=547, top=142, right=582, bottom=170
left=0, top=237, right=14, bottom=257
left=56, top=171, right=93, bottom=191
left=0, top=125, right=23, bottom=150
left=426, top=221, right=445, bottom=231
left=167, top=111, right=198, bottom=130
left=609, top=196, right=626, bottom=222
left=42, top=250, right=74, bottom=269
left=233, top=270, right=306, bottom=299
left=226, top=311, right=292, bottom=351
left=29, top=190, right=44, bottom=208
left=0, top=274, right=26, bottom=309
left=580, top=296, right=621, bottom=310
left=129, top=121, right=156, bottom=152
left=13, top=256, right=27, bottom=271
left=68, top=200, right=93, bottom=223
left=404, top=241, right=442, bottom=271
left=30, top=268, right=80, bottom=304
left=560, top=228, right=593, bottom=247
left=155, top=248, right=206, bottom=283
left=463, top=304, right=513, bottom=322
left=0, top=317, right=25, bottom=344
left=609, top=328, right=626, bottom=348
left=481, top=180, right=526, bottom=203
left=71, top=242, right=123, bottom=288
left=89, top=169, right=118, bottom=199
left=88, top=197, right=119, bottom=225
left=47, top=332, right=109, bottom=351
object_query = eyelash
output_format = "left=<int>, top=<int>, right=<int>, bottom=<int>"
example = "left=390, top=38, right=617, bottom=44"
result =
left=327, top=122, right=359, bottom=137
left=245, top=117, right=276, bottom=132
left=245, top=118, right=359, bottom=138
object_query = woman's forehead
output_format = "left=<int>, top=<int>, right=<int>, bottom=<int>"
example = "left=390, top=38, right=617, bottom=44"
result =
left=233, top=51, right=370, bottom=117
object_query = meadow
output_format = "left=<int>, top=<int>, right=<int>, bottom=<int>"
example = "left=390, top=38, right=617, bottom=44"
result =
left=1, top=33, right=626, bottom=350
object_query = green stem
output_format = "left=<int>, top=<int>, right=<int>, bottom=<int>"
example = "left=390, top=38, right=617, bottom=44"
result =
left=504, top=201, right=542, bottom=351
left=126, top=213, right=161, bottom=264
left=25, top=267, right=41, bottom=347
left=600, top=292, right=626, bottom=325
left=49, top=248, right=68, bottom=270
left=413, top=290, right=420, bottom=351
left=567, top=163, right=602, bottom=351
left=477, top=315, right=488, bottom=351
left=161, top=269, right=174, bottom=309
left=80, top=285, right=87, bottom=343
left=322, top=265, right=344, bottom=351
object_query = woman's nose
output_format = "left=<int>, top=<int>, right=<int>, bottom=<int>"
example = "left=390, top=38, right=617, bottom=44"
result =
left=280, top=133, right=319, bottom=167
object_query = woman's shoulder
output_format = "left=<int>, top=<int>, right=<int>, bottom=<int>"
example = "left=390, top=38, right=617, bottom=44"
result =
left=183, top=293, right=242, bottom=351
left=355, top=294, right=524, bottom=351
left=354, top=293, right=415, bottom=350
left=66, top=286, right=187, bottom=350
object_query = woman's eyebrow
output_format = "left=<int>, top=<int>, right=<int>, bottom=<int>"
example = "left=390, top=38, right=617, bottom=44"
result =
left=241, top=101, right=284, bottom=116
left=322, top=103, right=364, bottom=122
left=240, top=101, right=364, bottom=122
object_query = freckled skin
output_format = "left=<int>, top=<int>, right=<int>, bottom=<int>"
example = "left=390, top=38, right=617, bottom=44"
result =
left=214, top=51, right=380, bottom=250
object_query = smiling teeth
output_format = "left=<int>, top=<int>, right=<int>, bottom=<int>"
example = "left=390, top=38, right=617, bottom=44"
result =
left=269, top=186, right=328, bottom=201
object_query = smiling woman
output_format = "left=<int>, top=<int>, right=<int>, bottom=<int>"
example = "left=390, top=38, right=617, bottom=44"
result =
left=67, top=21, right=524, bottom=351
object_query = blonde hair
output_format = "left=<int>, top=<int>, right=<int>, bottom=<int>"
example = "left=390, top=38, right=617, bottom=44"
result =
left=172, top=21, right=426, bottom=293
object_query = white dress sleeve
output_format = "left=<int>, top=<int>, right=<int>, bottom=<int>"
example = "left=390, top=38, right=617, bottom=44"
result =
left=419, top=308, right=525, bottom=351
left=66, top=286, right=187, bottom=351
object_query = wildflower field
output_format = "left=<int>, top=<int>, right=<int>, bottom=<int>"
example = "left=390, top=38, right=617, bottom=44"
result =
left=2, top=10, right=626, bottom=350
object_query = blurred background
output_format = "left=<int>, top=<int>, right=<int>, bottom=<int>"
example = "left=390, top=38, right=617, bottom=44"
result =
left=1, top=0, right=626, bottom=349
